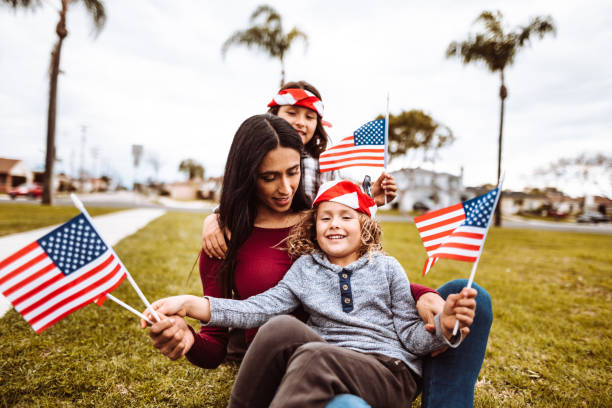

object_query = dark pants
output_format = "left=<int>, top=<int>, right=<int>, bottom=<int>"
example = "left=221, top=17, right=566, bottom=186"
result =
left=228, top=315, right=420, bottom=408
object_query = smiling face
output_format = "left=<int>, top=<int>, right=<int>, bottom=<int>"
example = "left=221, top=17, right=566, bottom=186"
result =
left=315, top=201, right=362, bottom=267
left=277, top=105, right=318, bottom=146
left=255, top=146, right=302, bottom=218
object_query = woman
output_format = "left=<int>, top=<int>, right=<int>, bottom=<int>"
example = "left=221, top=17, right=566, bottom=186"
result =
left=201, top=80, right=397, bottom=260
left=144, top=114, right=492, bottom=407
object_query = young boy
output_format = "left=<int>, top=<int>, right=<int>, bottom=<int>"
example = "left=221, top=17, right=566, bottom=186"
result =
left=145, top=180, right=477, bottom=407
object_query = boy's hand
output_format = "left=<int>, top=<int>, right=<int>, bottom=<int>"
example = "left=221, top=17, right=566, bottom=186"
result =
left=202, top=213, right=231, bottom=259
left=417, top=292, right=444, bottom=333
left=141, top=295, right=194, bottom=325
left=371, top=172, right=398, bottom=206
left=440, top=288, right=477, bottom=340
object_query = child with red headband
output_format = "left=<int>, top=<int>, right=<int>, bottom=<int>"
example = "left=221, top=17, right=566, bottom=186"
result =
left=201, top=80, right=398, bottom=260
left=146, top=180, right=477, bottom=408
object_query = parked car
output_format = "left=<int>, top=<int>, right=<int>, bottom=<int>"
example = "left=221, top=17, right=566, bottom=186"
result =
left=8, top=183, right=43, bottom=199
left=576, top=212, right=611, bottom=223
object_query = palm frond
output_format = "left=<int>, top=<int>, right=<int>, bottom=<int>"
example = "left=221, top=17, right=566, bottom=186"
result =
left=1, top=0, right=41, bottom=8
left=250, top=4, right=280, bottom=25
left=78, top=0, right=106, bottom=34
left=283, top=27, right=308, bottom=53
left=517, top=15, right=556, bottom=46
left=475, top=10, right=503, bottom=38
left=221, top=27, right=282, bottom=58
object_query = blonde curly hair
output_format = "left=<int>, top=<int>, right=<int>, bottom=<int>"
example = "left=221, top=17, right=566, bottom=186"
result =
left=286, top=208, right=383, bottom=259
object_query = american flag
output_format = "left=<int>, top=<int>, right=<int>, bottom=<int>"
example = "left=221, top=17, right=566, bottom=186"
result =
left=0, top=214, right=126, bottom=333
left=414, top=188, right=499, bottom=275
left=319, top=119, right=386, bottom=172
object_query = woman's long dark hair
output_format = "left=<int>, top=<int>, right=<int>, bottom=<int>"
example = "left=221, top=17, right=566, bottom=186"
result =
left=268, top=80, right=329, bottom=158
left=216, top=114, right=310, bottom=297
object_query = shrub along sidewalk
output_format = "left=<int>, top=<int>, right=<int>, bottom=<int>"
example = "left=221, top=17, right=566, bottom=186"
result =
left=0, top=211, right=610, bottom=407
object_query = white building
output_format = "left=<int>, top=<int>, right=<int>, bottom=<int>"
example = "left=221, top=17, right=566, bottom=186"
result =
left=391, top=167, right=464, bottom=213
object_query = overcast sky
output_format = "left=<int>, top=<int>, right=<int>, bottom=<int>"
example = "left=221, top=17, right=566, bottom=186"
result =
left=1, top=0, right=611, bottom=196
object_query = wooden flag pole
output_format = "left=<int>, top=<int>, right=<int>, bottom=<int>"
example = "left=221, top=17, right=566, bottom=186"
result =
left=452, top=173, right=505, bottom=336
left=70, top=194, right=161, bottom=323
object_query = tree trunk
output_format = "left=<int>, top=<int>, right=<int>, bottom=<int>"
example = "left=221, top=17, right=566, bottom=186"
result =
left=42, top=0, right=69, bottom=205
left=495, top=70, right=507, bottom=227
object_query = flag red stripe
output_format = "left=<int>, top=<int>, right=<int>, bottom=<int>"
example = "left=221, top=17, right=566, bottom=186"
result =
left=0, top=252, right=47, bottom=287
left=322, top=142, right=356, bottom=151
left=320, top=148, right=385, bottom=158
left=3, top=263, right=57, bottom=296
left=435, top=253, right=477, bottom=262
left=319, top=155, right=385, bottom=165
left=414, top=203, right=463, bottom=223
left=27, top=262, right=121, bottom=325
left=425, top=243, right=441, bottom=252
left=439, top=242, right=480, bottom=251
left=0, top=241, right=39, bottom=270
left=33, top=266, right=125, bottom=334
left=20, top=254, right=115, bottom=316
left=420, top=229, right=454, bottom=243
left=452, top=231, right=484, bottom=239
left=320, top=162, right=385, bottom=172
left=422, top=257, right=437, bottom=276
left=12, top=272, right=65, bottom=307
left=417, top=214, right=465, bottom=233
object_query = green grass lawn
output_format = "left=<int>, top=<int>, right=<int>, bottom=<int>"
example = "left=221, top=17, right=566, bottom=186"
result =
left=0, top=203, right=123, bottom=236
left=0, top=210, right=610, bottom=407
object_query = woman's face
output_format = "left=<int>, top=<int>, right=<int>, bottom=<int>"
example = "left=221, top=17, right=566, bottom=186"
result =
left=277, top=105, right=318, bottom=146
left=255, top=146, right=301, bottom=216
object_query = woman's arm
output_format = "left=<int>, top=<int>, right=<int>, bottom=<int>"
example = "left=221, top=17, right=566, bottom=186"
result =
left=142, top=250, right=230, bottom=368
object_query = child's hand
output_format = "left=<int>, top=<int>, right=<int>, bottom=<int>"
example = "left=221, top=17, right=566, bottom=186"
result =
left=202, top=214, right=231, bottom=259
left=141, top=295, right=194, bottom=326
left=141, top=295, right=211, bottom=326
left=416, top=292, right=444, bottom=333
left=440, top=288, right=477, bottom=340
left=371, top=172, right=398, bottom=206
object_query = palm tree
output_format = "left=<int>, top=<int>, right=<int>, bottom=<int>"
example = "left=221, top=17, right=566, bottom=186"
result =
left=222, top=4, right=307, bottom=87
left=446, top=10, right=555, bottom=226
left=3, top=0, right=106, bottom=205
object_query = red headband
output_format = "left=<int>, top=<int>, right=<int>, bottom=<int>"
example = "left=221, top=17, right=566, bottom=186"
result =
left=313, top=180, right=377, bottom=218
left=268, top=88, right=332, bottom=127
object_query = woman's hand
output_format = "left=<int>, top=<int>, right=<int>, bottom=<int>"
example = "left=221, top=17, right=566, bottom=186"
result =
left=141, top=312, right=196, bottom=361
left=371, top=172, right=398, bottom=206
left=202, top=213, right=231, bottom=259
left=440, top=288, right=477, bottom=341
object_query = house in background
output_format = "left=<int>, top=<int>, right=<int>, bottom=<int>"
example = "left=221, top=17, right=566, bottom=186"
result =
left=0, top=158, right=33, bottom=193
left=390, top=167, right=463, bottom=213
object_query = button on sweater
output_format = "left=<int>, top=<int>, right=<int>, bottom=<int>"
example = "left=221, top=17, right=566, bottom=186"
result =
left=207, top=252, right=461, bottom=376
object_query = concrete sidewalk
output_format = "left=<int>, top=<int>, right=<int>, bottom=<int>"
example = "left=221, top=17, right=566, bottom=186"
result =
left=0, top=208, right=166, bottom=318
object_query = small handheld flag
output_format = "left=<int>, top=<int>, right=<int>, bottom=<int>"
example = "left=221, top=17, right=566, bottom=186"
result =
left=414, top=188, right=500, bottom=276
left=414, top=178, right=503, bottom=336
left=319, top=119, right=386, bottom=172
left=0, top=214, right=126, bottom=333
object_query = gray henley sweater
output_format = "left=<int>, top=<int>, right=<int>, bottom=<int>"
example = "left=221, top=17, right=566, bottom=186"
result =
left=207, top=252, right=461, bottom=376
